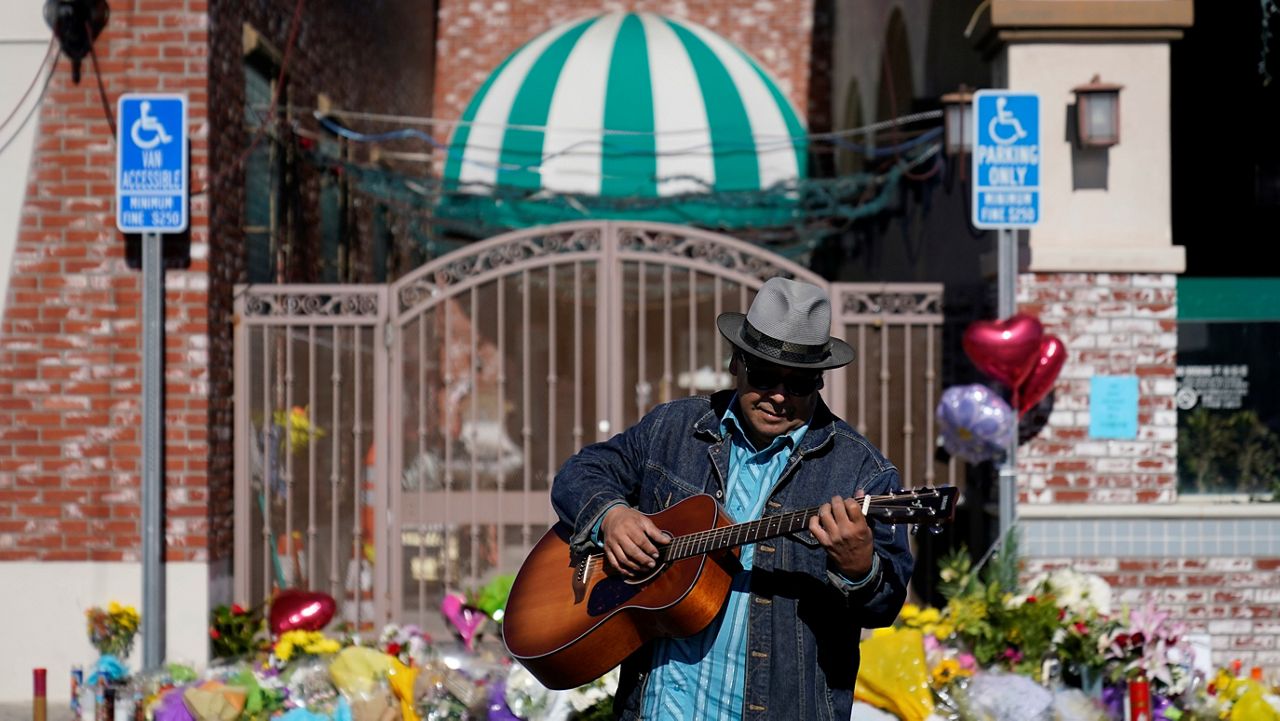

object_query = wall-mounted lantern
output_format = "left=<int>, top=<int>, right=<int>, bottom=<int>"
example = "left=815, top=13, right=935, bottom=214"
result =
left=1072, top=75, right=1123, bottom=148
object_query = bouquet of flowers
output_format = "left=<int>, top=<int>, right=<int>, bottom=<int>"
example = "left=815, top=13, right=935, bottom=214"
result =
left=1103, top=599, right=1196, bottom=698
left=209, top=603, right=265, bottom=659
left=1029, top=567, right=1118, bottom=690
left=374, top=623, right=433, bottom=668
left=271, top=629, right=343, bottom=666
left=273, top=405, right=326, bottom=454
left=935, top=538, right=1064, bottom=677
left=86, top=601, right=141, bottom=659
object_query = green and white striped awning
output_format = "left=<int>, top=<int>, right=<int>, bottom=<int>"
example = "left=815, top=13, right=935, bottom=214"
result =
left=439, top=12, right=808, bottom=229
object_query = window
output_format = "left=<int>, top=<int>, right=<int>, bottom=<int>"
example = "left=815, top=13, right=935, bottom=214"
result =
left=1176, top=279, right=1280, bottom=496
left=243, top=24, right=288, bottom=283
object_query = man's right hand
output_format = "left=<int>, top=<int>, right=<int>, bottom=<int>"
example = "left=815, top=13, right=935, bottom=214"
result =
left=599, top=505, right=669, bottom=577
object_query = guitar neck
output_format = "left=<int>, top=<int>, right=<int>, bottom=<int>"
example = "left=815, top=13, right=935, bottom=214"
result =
left=657, top=497, right=877, bottom=564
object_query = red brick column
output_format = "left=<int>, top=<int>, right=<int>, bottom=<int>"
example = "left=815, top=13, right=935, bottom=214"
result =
left=1017, top=272, right=1178, bottom=505
left=0, top=3, right=211, bottom=562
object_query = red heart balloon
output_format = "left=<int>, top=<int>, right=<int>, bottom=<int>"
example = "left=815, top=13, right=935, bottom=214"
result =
left=269, top=589, right=337, bottom=636
left=1017, top=335, right=1067, bottom=413
left=962, top=314, right=1044, bottom=389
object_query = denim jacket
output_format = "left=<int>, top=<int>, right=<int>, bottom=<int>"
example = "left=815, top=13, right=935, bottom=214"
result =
left=550, top=390, right=914, bottom=720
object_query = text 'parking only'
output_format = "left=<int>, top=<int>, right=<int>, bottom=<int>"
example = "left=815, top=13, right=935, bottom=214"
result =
left=972, top=90, right=1040, bottom=229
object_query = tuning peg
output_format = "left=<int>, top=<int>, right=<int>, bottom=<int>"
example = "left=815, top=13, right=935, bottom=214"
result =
left=928, top=524, right=945, bottom=535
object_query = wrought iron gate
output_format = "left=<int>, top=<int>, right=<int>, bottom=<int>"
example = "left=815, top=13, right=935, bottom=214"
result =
left=234, top=221, right=946, bottom=629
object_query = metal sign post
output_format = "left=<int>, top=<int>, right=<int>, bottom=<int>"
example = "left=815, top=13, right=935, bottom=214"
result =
left=116, top=93, right=189, bottom=670
left=972, top=90, right=1040, bottom=542
left=141, top=231, right=165, bottom=668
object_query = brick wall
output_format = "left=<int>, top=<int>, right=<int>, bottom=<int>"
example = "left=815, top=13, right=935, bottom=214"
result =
left=0, top=1, right=211, bottom=562
left=432, top=0, right=817, bottom=143
left=0, top=0, right=436, bottom=566
left=1026, top=556, right=1280, bottom=672
left=1016, top=272, right=1280, bottom=670
left=1017, top=273, right=1179, bottom=505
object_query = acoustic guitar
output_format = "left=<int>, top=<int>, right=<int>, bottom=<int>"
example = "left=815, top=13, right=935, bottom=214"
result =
left=502, top=486, right=958, bottom=690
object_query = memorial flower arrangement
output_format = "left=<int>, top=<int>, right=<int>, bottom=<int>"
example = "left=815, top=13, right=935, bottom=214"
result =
left=933, top=539, right=1066, bottom=675
left=210, top=603, right=266, bottom=660
left=86, top=600, right=141, bottom=659
left=1103, top=599, right=1195, bottom=697
left=271, top=629, right=343, bottom=665
left=853, top=532, right=1220, bottom=721
left=372, top=623, right=433, bottom=668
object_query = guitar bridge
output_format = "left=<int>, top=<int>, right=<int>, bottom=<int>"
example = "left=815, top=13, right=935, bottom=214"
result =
left=572, top=553, right=593, bottom=604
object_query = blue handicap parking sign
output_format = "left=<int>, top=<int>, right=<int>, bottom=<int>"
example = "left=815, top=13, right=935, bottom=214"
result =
left=116, top=94, right=188, bottom=233
left=972, top=91, right=1040, bottom=229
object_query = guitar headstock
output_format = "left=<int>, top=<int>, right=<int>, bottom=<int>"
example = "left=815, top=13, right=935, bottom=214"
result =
left=867, top=486, right=959, bottom=530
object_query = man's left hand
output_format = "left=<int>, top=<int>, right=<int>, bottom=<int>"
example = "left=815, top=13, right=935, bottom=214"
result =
left=808, top=494, right=873, bottom=578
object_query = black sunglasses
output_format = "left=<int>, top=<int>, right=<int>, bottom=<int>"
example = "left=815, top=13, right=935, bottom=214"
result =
left=738, top=355, right=824, bottom=395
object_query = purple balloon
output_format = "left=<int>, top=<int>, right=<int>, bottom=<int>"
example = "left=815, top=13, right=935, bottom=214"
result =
left=936, top=384, right=1015, bottom=463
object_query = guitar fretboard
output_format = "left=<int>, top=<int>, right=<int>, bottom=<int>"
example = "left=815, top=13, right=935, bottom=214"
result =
left=654, top=493, right=916, bottom=563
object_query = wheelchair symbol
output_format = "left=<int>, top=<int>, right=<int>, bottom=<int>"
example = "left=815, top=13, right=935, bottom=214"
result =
left=130, top=101, right=174, bottom=150
left=987, top=97, right=1027, bottom=145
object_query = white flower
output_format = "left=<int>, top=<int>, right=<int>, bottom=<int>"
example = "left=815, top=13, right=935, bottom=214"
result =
left=1025, top=568, right=1112, bottom=616
left=566, top=667, right=620, bottom=712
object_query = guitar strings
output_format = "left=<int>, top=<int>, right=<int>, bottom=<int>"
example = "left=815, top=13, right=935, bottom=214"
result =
left=586, top=490, right=947, bottom=571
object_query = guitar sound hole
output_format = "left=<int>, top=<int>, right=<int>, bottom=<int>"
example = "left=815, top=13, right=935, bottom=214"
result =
left=622, top=561, right=667, bottom=586
left=621, top=529, right=674, bottom=586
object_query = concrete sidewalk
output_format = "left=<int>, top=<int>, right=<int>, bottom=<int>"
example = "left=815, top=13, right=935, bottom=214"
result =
left=0, top=702, right=71, bottom=721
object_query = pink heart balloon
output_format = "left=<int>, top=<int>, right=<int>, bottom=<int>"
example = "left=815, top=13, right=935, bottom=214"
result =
left=269, top=589, right=337, bottom=636
left=441, top=592, right=487, bottom=650
left=1017, top=335, right=1067, bottom=414
left=962, top=314, right=1044, bottom=389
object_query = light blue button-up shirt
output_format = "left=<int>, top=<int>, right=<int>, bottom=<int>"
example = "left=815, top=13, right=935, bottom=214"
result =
left=641, top=397, right=808, bottom=720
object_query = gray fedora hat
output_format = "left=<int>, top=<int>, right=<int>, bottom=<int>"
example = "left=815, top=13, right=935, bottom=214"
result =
left=716, top=277, right=854, bottom=370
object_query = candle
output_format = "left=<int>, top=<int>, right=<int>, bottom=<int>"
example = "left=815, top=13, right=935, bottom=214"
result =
left=33, top=669, right=47, bottom=721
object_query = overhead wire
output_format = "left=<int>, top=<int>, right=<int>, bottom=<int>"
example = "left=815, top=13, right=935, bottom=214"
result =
left=0, top=36, right=58, bottom=138
left=87, top=23, right=116, bottom=140
left=0, top=51, right=59, bottom=161
left=314, top=111, right=943, bottom=177
left=310, top=104, right=942, bottom=139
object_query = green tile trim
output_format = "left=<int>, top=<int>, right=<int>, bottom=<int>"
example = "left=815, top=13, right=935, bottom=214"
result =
left=1178, top=278, right=1280, bottom=321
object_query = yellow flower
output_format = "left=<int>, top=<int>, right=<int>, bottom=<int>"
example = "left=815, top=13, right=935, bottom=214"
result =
left=303, top=638, right=341, bottom=655
left=932, top=658, right=963, bottom=686
left=899, top=603, right=920, bottom=621
left=274, top=630, right=339, bottom=661
left=275, top=406, right=326, bottom=453
left=917, top=607, right=941, bottom=625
